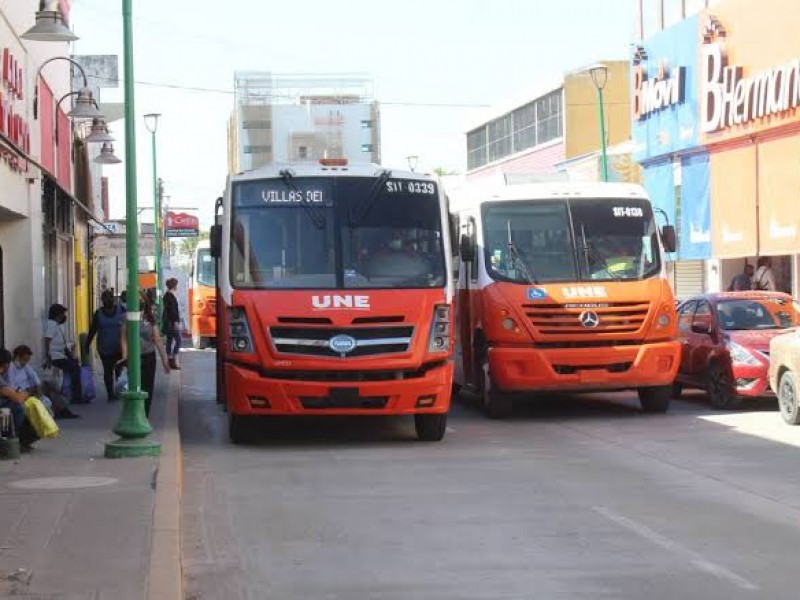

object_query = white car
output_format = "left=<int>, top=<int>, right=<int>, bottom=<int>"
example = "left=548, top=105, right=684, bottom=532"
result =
left=769, top=329, right=800, bottom=425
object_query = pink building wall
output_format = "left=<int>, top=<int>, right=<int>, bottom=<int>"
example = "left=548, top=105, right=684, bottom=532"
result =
left=466, top=141, right=565, bottom=182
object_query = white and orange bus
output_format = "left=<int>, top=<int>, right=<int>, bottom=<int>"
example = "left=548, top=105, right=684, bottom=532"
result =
left=211, top=159, right=455, bottom=443
left=188, top=240, right=216, bottom=349
left=450, top=177, right=680, bottom=418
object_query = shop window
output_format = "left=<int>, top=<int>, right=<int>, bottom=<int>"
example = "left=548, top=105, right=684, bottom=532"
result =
left=467, top=128, right=487, bottom=171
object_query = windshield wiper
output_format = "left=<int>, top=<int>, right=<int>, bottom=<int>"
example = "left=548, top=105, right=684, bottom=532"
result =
left=279, top=168, right=326, bottom=230
left=506, top=222, right=538, bottom=284
left=349, top=169, right=392, bottom=224
left=580, top=224, right=621, bottom=282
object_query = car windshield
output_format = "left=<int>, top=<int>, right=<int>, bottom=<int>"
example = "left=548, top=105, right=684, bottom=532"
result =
left=230, top=176, right=446, bottom=289
left=716, top=298, right=800, bottom=331
left=483, top=198, right=660, bottom=284
left=196, top=248, right=215, bottom=287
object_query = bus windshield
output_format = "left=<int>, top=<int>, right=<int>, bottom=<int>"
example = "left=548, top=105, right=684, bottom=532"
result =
left=483, top=198, right=661, bottom=284
left=230, top=176, right=446, bottom=289
left=196, top=248, right=216, bottom=287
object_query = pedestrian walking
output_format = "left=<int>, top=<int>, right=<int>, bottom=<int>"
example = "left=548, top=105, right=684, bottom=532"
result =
left=119, top=299, right=170, bottom=417
left=85, top=290, right=126, bottom=401
left=43, top=304, right=83, bottom=405
left=752, top=257, right=777, bottom=291
left=162, top=278, right=182, bottom=370
left=728, top=263, right=754, bottom=291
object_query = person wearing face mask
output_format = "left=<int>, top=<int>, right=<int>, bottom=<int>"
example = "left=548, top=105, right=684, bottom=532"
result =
left=85, top=290, right=126, bottom=401
left=43, top=303, right=83, bottom=405
left=7, top=344, right=78, bottom=420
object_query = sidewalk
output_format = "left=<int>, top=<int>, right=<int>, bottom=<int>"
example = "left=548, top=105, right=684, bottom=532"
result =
left=0, top=368, right=181, bottom=600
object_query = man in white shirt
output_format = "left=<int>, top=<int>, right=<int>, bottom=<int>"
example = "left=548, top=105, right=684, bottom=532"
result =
left=752, top=257, right=777, bottom=291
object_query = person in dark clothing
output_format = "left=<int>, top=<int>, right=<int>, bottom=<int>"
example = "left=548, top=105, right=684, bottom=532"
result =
left=43, top=303, right=83, bottom=404
left=728, top=264, right=754, bottom=291
left=161, top=278, right=182, bottom=370
left=0, top=348, right=39, bottom=451
left=119, top=300, right=170, bottom=417
left=119, top=290, right=128, bottom=312
left=86, top=290, right=126, bottom=401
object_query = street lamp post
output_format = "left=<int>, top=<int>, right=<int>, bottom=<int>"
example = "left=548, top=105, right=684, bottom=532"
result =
left=406, top=155, right=419, bottom=172
left=104, top=0, right=160, bottom=458
left=587, top=63, right=609, bottom=182
left=144, top=113, right=162, bottom=314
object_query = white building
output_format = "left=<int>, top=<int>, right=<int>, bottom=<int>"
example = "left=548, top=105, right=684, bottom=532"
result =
left=229, top=72, right=380, bottom=173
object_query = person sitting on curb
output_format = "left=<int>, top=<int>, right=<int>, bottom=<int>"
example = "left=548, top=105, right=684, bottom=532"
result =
left=8, top=345, right=78, bottom=420
left=0, top=348, right=39, bottom=451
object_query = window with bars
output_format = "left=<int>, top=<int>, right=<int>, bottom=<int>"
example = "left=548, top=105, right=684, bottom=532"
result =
left=466, top=89, right=563, bottom=171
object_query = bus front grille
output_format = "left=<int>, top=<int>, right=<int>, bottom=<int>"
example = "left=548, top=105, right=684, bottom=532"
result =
left=269, top=326, right=414, bottom=358
left=522, top=302, right=651, bottom=336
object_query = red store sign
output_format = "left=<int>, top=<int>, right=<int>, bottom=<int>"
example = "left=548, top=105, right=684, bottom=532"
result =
left=165, top=211, right=200, bottom=238
left=0, top=45, right=30, bottom=173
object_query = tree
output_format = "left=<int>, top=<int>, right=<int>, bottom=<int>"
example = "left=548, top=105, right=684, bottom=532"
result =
left=433, top=167, right=460, bottom=176
left=174, top=231, right=209, bottom=261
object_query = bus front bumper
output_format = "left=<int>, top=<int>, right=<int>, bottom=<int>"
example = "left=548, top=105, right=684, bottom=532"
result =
left=224, top=360, right=453, bottom=416
left=487, top=340, right=680, bottom=393
left=191, top=316, right=216, bottom=339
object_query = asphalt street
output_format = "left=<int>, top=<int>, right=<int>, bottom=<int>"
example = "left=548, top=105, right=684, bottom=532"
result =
left=180, top=350, right=800, bottom=600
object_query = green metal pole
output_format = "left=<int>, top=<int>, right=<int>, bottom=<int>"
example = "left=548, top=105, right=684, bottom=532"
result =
left=597, top=86, right=609, bottom=182
left=151, top=130, right=161, bottom=314
left=106, top=0, right=161, bottom=458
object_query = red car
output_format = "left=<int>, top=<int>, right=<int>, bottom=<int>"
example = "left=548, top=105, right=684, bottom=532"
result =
left=674, top=292, right=800, bottom=408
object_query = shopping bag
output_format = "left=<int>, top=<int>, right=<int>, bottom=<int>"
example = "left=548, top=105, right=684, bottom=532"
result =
left=61, top=369, right=72, bottom=399
left=24, top=397, right=60, bottom=439
left=80, top=365, right=96, bottom=402
left=114, top=367, right=129, bottom=397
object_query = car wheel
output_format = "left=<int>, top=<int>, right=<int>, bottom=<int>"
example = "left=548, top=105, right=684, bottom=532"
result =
left=638, top=386, right=671, bottom=413
left=414, top=413, right=448, bottom=441
left=778, top=371, right=800, bottom=425
left=706, top=362, right=740, bottom=410
left=672, top=383, right=683, bottom=399
left=482, top=362, right=513, bottom=419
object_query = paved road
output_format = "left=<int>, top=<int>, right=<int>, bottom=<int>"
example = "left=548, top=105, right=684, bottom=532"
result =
left=180, top=350, right=800, bottom=600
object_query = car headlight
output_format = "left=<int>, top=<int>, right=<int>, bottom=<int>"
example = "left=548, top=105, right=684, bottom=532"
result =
left=727, top=341, right=760, bottom=366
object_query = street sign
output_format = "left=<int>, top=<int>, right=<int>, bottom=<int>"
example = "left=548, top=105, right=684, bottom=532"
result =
left=165, top=211, right=199, bottom=238
left=92, top=235, right=155, bottom=258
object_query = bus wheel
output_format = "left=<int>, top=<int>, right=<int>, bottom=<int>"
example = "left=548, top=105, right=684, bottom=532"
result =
left=192, top=334, right=208, bottom=350
left=414, top=413, right=447, bottom=442
left=638, top=386, right=671, bottom=413
left=228, top=413, right=253, bottom=444
left=482, top=366, right=513, bottom=419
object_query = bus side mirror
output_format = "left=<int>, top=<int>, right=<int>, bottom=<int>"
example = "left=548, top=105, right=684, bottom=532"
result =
left=210, top=224, right=222, bottom=258
left=661, top=225, right=677, bottom=253
left=460, top=233, right=475, bottom=263
left=448, top=215, right=459, bottom=253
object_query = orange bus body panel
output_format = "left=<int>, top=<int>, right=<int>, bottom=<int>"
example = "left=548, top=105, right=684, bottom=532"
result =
left=189, top=284, right=216, bottom=340
left=221, top=288, right=453, bottom=416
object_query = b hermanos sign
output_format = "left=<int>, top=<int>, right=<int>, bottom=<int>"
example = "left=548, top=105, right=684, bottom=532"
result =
left=701, top=18, right=800, bottom=133
left=633, top=60, right=687, bottom=121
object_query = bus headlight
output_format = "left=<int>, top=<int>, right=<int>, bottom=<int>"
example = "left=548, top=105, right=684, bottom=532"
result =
left=428, top=305, right=451, bottom=353
left=657, top=314, right=671, bottom=328
left=227, top=306, right=253, bottom=353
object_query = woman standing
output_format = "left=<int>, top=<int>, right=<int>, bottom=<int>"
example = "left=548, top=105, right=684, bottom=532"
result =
left=85, top=290, right=125, bottom=401
left=162, top=278, right=182, bottom=370
left=120, top=300, right=170, bottom=417
left=43, top=304, right=83, bottom=404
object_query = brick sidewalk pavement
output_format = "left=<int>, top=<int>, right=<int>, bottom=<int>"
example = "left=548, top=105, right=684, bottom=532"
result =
left=0, top=370, right=175, bottom=600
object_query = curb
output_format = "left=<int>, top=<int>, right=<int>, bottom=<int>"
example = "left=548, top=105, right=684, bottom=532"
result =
left=147, top=370, right=184, bottom=600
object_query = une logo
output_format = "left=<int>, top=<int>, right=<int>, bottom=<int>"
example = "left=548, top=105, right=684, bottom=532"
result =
left=527, top=288, right=548, bottom=300
left=562, top=286, right=608, bottom=299
left=312, top=295, right=371, bottom=309
left=329, top=334, right=357, bottom=354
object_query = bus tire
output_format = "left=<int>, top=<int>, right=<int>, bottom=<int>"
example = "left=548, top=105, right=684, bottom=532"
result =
left=482, top=364, right=513, bottom=419
left=638, top=386, right=671, bottom=413
left=228, top=413, right=253, bottom=444
left=414, top=413, right=447, bottom=442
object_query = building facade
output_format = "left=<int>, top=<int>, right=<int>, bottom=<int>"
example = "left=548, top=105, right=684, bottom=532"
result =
left=229, top=72, right=380, bottom=173
left=0, top=1, right=104, bottom=356
left=465, top=61, right=632, bottom=182
left=635, top=0, right=800, bottom=298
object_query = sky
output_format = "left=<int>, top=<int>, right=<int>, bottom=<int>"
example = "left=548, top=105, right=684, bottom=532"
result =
left=69, top=0, right=638, bottom=228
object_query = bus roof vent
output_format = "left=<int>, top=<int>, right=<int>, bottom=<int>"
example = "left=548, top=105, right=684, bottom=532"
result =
left=503, top=171, right=570, bottom=185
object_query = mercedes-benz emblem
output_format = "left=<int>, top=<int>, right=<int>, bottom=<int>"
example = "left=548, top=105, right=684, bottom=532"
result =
left=329, top=334, right=357, bottom=355
left=579, top=311, right=600, bottom=328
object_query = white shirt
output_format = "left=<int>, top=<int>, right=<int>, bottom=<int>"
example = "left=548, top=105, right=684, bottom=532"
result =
left=752, top=266, right=777, bottom=291
left=7, top=362, right=41, bottom=392
left=44, top=319, right=69, bottom=360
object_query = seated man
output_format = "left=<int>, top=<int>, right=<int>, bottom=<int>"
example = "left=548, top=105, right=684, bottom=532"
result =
left=8, top=345, right=78, bottom=420
left=0, top=348, right=38, bottom=451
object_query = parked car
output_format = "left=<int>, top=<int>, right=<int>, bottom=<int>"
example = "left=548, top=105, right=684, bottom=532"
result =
left=674, top=292, right=800, bottom=409
left=769, top=330, right=800, bottom=425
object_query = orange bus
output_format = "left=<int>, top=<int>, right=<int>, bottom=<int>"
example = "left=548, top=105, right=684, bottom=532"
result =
left=211, top=160, right=454, bottom=443
left=451, top=178, right=680, bottom=418
left=189, top=240, right=216, bottom=349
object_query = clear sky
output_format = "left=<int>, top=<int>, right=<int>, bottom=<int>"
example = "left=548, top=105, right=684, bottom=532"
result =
left=69, top=0, right=637, bottom=227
